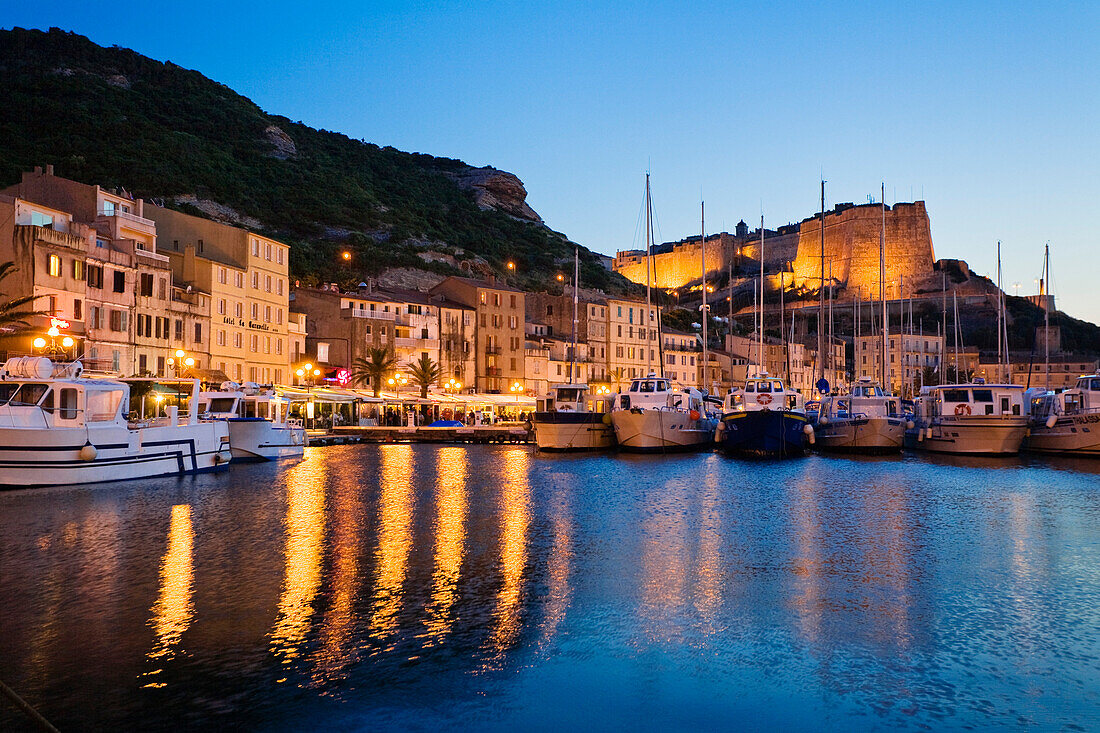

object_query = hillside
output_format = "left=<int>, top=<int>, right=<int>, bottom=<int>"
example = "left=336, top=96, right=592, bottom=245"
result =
left=0, top=27, right=633, bottom=294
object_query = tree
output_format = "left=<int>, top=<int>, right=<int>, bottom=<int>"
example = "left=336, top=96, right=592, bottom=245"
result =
left=608, top=367, right=626, bottom=393
left=407, top=353, right=442, bottom=399
left=351, top=347, right=397, bottom=397
left=0, top=261, right=46, bottom=332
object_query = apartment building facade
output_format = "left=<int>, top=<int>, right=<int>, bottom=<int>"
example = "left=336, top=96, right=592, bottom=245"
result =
left=856, top=333, right=945, bottom=396
left=430, top=277, right=524, bottom=393
left=147, top=205, right=291, bottom=384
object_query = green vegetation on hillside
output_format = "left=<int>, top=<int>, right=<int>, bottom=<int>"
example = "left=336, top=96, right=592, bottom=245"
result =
left=0, top=27, right=634, bottom=294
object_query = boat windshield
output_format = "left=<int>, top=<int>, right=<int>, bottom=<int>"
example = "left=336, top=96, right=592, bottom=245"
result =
left=205, top=397, right=238, bottom=414
left=756, top=381, right=772, bottom=393
left=3, top=383, right=51, bottom=407
left=556, top=388, right=583, bottom=402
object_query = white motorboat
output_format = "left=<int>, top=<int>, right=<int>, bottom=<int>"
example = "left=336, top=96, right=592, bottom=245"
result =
left=905, top=381, right=1029, bottom=455
left=532, top=383, right=615, bottom=451
left=196, top=382, right=306, bottom=461
left=0, top=357, right=231, bottom=488
left=815, top=377, right=908, bottom=453
left=1026, top=373, right=1100, bottom=457
left=609, top=375, right=719, bottom=452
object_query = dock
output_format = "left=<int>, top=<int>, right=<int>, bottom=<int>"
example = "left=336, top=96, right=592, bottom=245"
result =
left=309, top=425, right=532, bottom=446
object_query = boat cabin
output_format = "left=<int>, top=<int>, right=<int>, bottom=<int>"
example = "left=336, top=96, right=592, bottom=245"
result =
left=197, top=389, right=291, bottom=423
left=614, top=376, right=705, bottom=413
left=1030, top=373, right=1100, bottom=419
left=821, top=378, right=899, bottom=420
left=537, top=384, right=607, bottom=413
left=917, top=383, right=1026, bottom=419
left=727, top=376, right=802, bottom=412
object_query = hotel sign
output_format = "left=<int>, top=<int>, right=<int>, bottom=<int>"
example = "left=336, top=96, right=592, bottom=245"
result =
left=223, top=316, right=272, bottom=332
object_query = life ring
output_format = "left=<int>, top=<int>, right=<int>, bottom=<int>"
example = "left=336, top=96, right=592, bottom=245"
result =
left=757, top=393, right=773, bottom=405
left=954, top=403, right=972, bottom=416
left=689, top=409, right=700, bottom=421
left=558, top=405, right=574, bottom=412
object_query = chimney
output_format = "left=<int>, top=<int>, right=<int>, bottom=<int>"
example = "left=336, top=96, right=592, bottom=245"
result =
left=33, top=166, right=42, bottom=175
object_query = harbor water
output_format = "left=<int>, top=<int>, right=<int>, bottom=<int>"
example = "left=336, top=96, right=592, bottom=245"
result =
left=1, top=446, right=1099, bottom=730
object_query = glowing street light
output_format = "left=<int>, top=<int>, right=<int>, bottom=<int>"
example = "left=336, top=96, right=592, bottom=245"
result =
left=510, top=380, right=524, bottom=404
left=341, top=251, right=352, bottom=261
left=445, top=377, right=462, bottom=393
left=507, top=261, right=515, bottom=271
left=33, top=337, right=47, bottom=349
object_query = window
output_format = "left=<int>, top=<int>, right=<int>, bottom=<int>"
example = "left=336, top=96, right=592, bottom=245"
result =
left=276, top=279, right=284, bottom=296
left=265, top=275, right=272, bottom=292
left=235, top=272, right=244, bottom=288
left=174, top=319, right=184, bottom=341
left=218, top=267, right=227, bottom=284
left=276, top=308, right=283, bottom=325
left=218, top=299, right=226, bottom=315
left=72, top=259, right=83, bottom=280
left=318, top=342, right=330, bottom=362
left=277, top=248, right=284, bottom=265
left=47, top=254, right=61, bottom=277
left=234, top=333, right=242, bottom=349
left=276, top=339, right=283, bottom=355
left=109, top=309, right=126, bottom=332
left=251, top=239, right=260, bottom=256
left=194, top=323, right=203, bottom=343
left=217, top=330, right=226, bottom=346
left=112, top=270, right=125, bottom=293
left=264, top=305, right=271, bottom=323
left=480, top=292, right=487, bottom=305
left=264, top=336, right=271, bottom=354
left=88, top=306, right=101, bottom=330
left=251, top=302, right=259, bottom=320
left=510, top=295, right=517, bottom=308
left=101, top=200, right=115, bottom=215
left=494, top=293, right=501, bottom=307
left=250, top=334, right=258, bottom=353
left=251, top=271, right=259, bottom=289
left=158, top=278, right=166, bottom=300
left=140, top=273, right=154, bottom=296
left=74, top=299, right=82, bottom=320
left=235, top=302, right=243, bottom=318
left=265, top=243, right=272, bottom=260
left=198, top=239, right=204, bottom=253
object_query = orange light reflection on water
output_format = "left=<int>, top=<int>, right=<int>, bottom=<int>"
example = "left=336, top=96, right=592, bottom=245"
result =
left=424, top=447, right=468, bottom=645
left=146, top=504, right=194, bottom=663
left=484, top=449, right=530, bottom=662
left=368, top=444, right=415, bottom=646
left=270, top=457, right=327, bottom=663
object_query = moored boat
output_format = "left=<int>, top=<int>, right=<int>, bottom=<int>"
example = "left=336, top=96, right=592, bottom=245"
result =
left=196, top=382, right=306, bottom=461
left=0, top=357, right=231, bottom=488
left=533, top=383, right=615, bottom=451
left=609, top=375, right=719, bottom=452
left=1025, top=373, right=1100, bottom=457
left=717, top=374, right=813, bottom=457
left=905, top=381, right=1029, bottom=455
left=814, top=377, right=908, bottom=453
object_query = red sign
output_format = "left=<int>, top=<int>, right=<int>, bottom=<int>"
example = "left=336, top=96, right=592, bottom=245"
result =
left=50, top=317, right=70, bottom=330
left=336, top=369, right=350, bottom=386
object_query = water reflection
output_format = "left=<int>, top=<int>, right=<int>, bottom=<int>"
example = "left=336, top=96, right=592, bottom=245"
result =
left=484, top=449, right=531, bottom=662
left=312, top=465, right=365, bottom=684
left=694, top=457, right=722, bottom=630
left=537, top=472, right=573, bottom=650
left=147, top=504, right=195, bottom=664
left=368, top=445, right=415, bottom=646
left=424, top=447, right=468, bottom=645
left=270, top=458, right=327, bottom=663
left=639, top=473, right=689, bottom=643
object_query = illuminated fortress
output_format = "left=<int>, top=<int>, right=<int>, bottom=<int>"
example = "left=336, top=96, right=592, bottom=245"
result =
left=613, top=201, right=936, bottom=298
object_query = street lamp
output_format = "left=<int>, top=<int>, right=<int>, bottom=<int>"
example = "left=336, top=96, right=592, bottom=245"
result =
left=445, top=377, right=462, bottom=393
left=167, top=349, right=194, bottom=377
left=507, top=261, right=515, bottom=271
left=510, top=380, right=523, bottom=404
left=387, top=373, right=408, bottom=395
left=341, top=251, right=352, bottom=261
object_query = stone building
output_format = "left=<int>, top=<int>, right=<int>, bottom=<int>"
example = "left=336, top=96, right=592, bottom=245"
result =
left=856, top=332, right=945, bottom=396
left=146, top=205, right=291, bottom=384
left=429, top=276, right=525, bottom=393
left=613, top=201, right=936, bottom=303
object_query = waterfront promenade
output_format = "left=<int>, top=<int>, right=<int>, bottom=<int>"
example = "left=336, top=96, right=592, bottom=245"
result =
left=1, top=445, right=1098, bottom=730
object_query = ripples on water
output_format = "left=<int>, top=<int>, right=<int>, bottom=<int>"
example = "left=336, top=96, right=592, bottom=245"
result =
left=1, top=447, right=1098, bottom=731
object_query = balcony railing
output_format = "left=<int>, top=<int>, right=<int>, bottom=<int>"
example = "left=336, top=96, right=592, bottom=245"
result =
left=486, top=367, right=503, bottom=376
left=98, top=208, right=155, bottom=228
left=394, top=337, right=440, bottom=350
left=343, top=308, right=396, bottom=321
left=17, top=225, right=86, bottom=251
left=485, top=345, right=503, bottom=355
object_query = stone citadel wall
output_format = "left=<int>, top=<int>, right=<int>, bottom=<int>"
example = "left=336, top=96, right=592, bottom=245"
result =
left=613, top=201, right=936, bottom=298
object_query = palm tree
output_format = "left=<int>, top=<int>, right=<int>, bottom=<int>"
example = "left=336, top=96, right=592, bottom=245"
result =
left=608, top=367, right=626, bottom=393
left=351, top=347, right=397, bottom=397
left=407, top=353, right=442, bottom=399
left=0, top=261, right=47, bottom=332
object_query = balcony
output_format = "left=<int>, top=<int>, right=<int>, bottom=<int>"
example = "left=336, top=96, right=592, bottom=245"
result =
left=135, top=248, right=171, bottom=268
left=98, top=208, right=155, bottom=228
left=394, top=337, right=440, bottom=350
left=485, top=345, right=503, bottom=355
left=486, top=367, right=502, bottom=376
left=343, top=307, right=396, bottom=321
left=17, top=225, right=86, bottom=251
left=395, top=312, right=433, bottom=327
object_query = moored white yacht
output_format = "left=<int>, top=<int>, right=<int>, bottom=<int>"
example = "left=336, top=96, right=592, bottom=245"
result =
left=1026, top=373, right=1100, bottom=456
left=196, top=382, right=306, bottom=461
left=609, top=375, right=719, bottom=452
left=815, top=377, right=908, bottom=453
left=532, top=383, right=615, bottom=451
left=0, top=357, right=231, bottom=488
left=905, top=381, right=1029, bottom=455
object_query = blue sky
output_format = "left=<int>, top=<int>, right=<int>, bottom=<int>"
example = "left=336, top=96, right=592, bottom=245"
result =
left=7, top=1, right=1099, bottom=323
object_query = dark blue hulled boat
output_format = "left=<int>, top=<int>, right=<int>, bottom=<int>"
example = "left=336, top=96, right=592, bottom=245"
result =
left=717, top=375, right=813, bottom=457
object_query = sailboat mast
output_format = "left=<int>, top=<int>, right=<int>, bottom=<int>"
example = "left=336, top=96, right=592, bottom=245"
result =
left=881, top=183, right=888, bottom=390
left=818, top=180, right=825, bottom=383
left=953, top=290, right=961, bottom=381
left=781, top=269, right=788, bottom=383
left=1044, top=243, right=1050, bottom=391
left=644, top=173, right=653, bottom=376
left=828, top=258, right=833, bottom=384
left=759, top=214, right=765, bottom=375
left=997, top=240, right=1003, bottom=379
left=701, top=201, right=707, bottom=392
left=570, top=244, right=579, bottom=383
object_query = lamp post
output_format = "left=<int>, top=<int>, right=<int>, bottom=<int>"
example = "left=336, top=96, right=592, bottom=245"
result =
left=445, top=377, right=462, bottom=394
left=166, top=348, right=195, bottom=378
left=510, top=380, right=523, bottom=404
